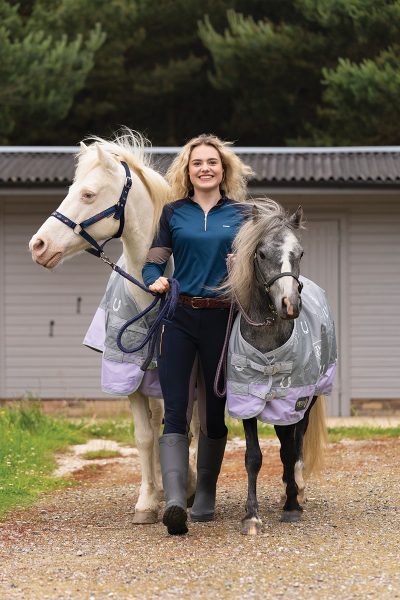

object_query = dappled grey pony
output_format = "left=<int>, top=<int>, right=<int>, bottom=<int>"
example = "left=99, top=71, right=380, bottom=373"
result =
left=223, top=200, right=337, bottom=534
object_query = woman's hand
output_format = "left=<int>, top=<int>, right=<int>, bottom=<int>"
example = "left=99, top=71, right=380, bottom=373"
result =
left=148, top=276, right=170, bottom=294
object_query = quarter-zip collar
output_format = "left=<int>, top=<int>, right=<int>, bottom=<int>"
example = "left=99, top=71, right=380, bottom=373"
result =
left=188, top=195, right=228, bottom=231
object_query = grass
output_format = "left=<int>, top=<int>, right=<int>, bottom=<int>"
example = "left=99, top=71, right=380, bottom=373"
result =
left=81, top=449, right=123, bottom=460
left=77, top=418, right=134, bottom=444
left=227, top=418, right=400, bottom=442
left=0, top=401, right=86, bottom=518
left=327, top=425, right=400, bottom=442
left=0, top=401, right=398, bottom=519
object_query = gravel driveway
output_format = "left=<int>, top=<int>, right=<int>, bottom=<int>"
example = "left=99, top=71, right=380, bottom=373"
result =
left=0, top=437, right=399, bottom=600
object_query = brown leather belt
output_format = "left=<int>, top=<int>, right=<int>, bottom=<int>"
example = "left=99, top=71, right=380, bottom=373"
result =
left=179, top=295, right=231, bottom=309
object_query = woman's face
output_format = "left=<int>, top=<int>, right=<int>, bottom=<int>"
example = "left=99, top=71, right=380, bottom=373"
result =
left=188, top=144, right=224, bottom=194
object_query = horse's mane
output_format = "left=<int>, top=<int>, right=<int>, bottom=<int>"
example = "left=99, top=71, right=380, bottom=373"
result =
left=75, top=129, right=171, bottom=238
left=223, top=198, right=298, bottom=311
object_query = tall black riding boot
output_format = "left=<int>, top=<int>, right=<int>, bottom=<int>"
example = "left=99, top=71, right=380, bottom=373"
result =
left=191, top=430, right=227, bottom=522
left=159, top=433, right=189, bottom=535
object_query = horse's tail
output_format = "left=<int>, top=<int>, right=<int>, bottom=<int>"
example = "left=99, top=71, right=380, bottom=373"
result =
left=303, top=395, right=328, bottom=477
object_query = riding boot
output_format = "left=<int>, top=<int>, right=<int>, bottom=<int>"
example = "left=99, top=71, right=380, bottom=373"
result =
left=159, top=433, right=189, bottom=535
left=191, top=430, right=227, bottom=522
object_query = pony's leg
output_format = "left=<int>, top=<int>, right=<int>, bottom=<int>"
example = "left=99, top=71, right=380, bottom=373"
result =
left=129, top=391, right=160, bottom=524
left=275, top=424, right=302, bottom=522
left=187, top=399, right=200, bottom=506
left=241, top=418, right=263, bottom=535
left=292, top=397, right=317, bottom=504
left=148, top=396, right=164, bottom=496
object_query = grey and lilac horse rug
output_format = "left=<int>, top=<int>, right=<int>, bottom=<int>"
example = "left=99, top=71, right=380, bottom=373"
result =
left=83, top=260, right=162, bottom=398
left=226, top=276, right=337, bottom=425
left=84, top=268, right=337, bottom=426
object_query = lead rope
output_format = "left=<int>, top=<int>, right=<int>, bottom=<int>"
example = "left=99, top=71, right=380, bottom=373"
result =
left=213, top=260, right=276, bottom=399
left=99, top=254, right=180, bottom=370
left=214, top=301, right=236, bottom=399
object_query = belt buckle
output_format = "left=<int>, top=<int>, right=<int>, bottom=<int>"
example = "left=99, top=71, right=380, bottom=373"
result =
left=191, top=296, right=203, bottom=309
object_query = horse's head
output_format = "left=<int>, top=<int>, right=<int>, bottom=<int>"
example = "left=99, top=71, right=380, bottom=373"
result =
left=29, top=143, right=134, bottom=268
left=253, top=204, right=304, bottom=320
left=226, top=199, right=305, bottom=321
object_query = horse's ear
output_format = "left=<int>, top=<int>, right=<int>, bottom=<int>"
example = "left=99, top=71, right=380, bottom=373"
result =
left=252, top=204, right=260, bottom=222
left=96, top=143, right=118, bottom=173
left=290, top=206, right=304, bottom=229
left=79, top=141, right=88, bottom=153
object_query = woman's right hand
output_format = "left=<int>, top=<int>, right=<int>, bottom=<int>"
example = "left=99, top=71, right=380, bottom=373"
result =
left=148, top=276, right=170, bottom=294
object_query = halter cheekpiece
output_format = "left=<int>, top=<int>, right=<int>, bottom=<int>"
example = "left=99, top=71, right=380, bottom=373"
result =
left=51, top=160, right=132, bottom=259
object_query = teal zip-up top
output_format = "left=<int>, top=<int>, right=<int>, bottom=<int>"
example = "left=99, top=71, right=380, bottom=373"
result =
left=142, top=196, right=248, bottom=297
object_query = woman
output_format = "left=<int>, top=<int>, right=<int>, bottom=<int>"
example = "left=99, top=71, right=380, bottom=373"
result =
left=142, top=134, right=253, bottom=535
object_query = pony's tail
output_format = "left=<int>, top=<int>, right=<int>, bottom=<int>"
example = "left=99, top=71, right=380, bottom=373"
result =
left=303, top=395, right=328, bottom=477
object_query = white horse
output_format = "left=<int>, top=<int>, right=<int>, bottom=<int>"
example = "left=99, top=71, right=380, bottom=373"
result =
left=29, top=132, right=198, bottom=524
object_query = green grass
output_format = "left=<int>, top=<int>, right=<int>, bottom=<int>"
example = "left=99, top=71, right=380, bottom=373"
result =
left=81, top=449, right=123, bottom=460
left=76, top=418, right=134, bottom=444
left=1, top=402, right=398, bottom=519
left=0, top=401, right=86, bottom=518
left=227, top=418, right=400, bottom=442
left=327, top=425, right=400, bottom=442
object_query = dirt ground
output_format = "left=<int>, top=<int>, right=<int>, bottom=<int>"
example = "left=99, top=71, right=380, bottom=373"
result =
left=0, top=436, right=399, bottom=600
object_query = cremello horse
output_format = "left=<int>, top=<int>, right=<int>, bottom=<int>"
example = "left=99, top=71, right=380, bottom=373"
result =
left=29, top=132, right=197, bottom=524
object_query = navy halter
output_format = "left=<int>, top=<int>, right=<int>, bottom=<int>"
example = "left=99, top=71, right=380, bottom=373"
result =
left=50, top=159, right=180, bottom=366
left=51, top=160, right=132, bottom=258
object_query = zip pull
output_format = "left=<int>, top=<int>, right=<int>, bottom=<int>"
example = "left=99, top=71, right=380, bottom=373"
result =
left=204, top=213, right=207, bottom=231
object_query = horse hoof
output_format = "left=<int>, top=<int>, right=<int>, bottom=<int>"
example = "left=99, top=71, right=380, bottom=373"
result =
left=187, top=493, right=195, bottom=508
left=241, top=517, right=263, bottom=535
left=280, top=510, right=302, bottom=523
left=133, top=510, right=158, bottom=524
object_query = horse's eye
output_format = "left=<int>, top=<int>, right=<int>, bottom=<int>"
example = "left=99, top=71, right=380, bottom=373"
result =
left=82, top=191, right=95, bottom=202
left=259, top=250, right=266, bottom=260
left=300, top=251, right=304, bottom=258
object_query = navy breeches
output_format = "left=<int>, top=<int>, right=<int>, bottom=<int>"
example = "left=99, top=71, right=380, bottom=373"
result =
left=158, top=305, right=230, bottom=439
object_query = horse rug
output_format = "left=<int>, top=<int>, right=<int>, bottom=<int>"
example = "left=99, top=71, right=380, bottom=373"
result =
left=83, top=259, right=162, bottom=397
left=226, top=277, right=337, bottom=425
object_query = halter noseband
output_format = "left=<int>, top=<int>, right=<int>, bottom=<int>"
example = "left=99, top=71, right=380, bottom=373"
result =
left=51, top=160, right=132, bottom=258
left=253, top=253, right=304, bottom=295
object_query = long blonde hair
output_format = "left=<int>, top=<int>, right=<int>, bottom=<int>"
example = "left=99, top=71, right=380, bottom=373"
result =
left=165, top=134, right=254, bottom=202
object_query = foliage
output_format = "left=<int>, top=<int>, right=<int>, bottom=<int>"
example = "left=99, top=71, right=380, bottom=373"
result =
left=201, top=0, right=400, bottom=145
left=0, top=0, right=105, bottom=143
left=3, top=0, right=399, bottom=145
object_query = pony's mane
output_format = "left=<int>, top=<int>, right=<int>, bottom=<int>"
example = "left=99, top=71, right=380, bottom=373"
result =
left=223, top=198, right=299, bottom=310
left=75, top=129, right=171, bottom=237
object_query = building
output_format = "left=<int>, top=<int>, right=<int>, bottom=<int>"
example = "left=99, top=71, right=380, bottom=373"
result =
left=1, top=146, right=399, bottom=416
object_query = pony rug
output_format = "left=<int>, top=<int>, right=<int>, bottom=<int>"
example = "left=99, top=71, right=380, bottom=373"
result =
left=226, top=277, right=337, bottom=425
left=83, top=260, right=162, bottom=398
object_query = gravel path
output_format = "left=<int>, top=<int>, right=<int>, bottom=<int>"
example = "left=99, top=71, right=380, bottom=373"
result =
left=0, top=437, right=399, bottom=600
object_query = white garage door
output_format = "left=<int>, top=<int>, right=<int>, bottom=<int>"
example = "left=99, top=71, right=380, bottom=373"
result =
left=301, top=218, right=341, bottom=416
left=3, top=196, right=120, bottom=399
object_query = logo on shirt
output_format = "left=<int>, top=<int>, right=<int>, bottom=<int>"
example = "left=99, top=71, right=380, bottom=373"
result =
left=222, top=224, right=231, bottom=228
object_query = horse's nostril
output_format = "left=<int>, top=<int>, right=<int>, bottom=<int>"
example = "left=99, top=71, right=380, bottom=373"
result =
left=283, top=297, right=294, bottom=316
left=33, top=238, right=45, bottom=252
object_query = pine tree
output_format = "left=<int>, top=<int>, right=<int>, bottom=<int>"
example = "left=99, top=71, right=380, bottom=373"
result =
left=0, top=0, right=105, bottom=143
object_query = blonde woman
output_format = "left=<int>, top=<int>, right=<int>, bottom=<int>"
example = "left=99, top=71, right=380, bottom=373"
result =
left=142, top=134, right=253, bottom=535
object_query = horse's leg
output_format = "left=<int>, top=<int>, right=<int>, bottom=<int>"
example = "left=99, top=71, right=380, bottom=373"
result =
left=292, top=397, right=318, bottom=505
left=241, top=417, right=263, bottom=535
left=187, top=399, right=200, bottom=506
left=275, top=424, right=302, bottom=522
left=129, top=391, right=160, bottom=524
left=148, top=396, right=164, bottom=497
